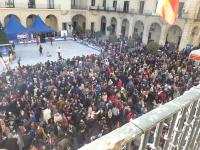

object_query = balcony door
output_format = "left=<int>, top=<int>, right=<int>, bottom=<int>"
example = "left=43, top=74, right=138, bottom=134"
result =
left=5, top=0, right=15, bottom=8
left=91, top=0, right=95, bottom=6
left=103, top=0, right=106, bottom=9
left=48, top=0, right=54, bottom=9
left=123, top=1, right=129, bottom=13
left=28, top=0, right=35, bottom=8
left=139, top=1, right=144, bottom=14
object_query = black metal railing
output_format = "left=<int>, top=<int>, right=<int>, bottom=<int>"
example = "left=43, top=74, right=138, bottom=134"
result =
left=28, top=3, right=35, bottom=8
left=71, top=5, right=88, bottom=10
left=0, top=1, right=60, bottom=9
left=5, top=0, right=15, bottom=8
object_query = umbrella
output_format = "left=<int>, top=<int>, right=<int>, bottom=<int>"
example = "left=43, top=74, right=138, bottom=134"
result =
left=189, top=49, right=200, bottom=61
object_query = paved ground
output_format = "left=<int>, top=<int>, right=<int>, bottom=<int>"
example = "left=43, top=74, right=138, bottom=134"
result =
left=0, top=40, right=100, bottom=73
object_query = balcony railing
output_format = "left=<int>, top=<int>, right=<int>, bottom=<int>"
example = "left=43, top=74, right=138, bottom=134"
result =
left=89, top=6, right=98, bottom=10
left=28, top=3, right=35, bottom=8
left=71, top=5, right=88, bottom=10
left=116, top=8, right=129, bottom=13
left=105, top=7, right=117, bottom=12
left=5, top=1, right=15, bottom=8
left=0, top=2, right=60, bottom=9
left=80, top=85, right=200, bottom=150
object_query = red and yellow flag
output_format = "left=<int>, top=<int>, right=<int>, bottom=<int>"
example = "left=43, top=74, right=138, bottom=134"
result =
left=156, top=0, right=179, bottom=25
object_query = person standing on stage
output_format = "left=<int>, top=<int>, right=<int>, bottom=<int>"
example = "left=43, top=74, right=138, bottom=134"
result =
left=39, top=45, right=43, bottom=56
left=57, top=46, right=61, bottom=59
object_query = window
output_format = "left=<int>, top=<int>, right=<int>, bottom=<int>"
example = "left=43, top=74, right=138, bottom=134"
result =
left=113, top=0, right=117, bottom=11
left=139, top=1, right=144, bottom=14
left=5, top=0, right=15, bottom=8
left=91, top=0, right=95, bottom=6
left=178, top=2, right=184, bottom=18
left=123, top=1, right=129, bottom=13
left=91, top=22, right=94, bottom=32
left=62, top=23, right=67, bottom=30
left=103, top=0, right=106, bottom=9
left=28, top=0, right=35, bottom=8
left=48, top=0, right=54, bottom=9
left=71, top=0, right=76, bottom=6
left=197, top=8, right=200, bottom=19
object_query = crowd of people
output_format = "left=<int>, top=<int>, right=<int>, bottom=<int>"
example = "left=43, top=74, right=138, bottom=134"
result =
left=0, top=35, right=199, bottom=150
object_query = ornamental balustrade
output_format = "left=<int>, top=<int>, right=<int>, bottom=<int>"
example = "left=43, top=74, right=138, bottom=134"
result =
left=80, top=84, right=200, bottom=150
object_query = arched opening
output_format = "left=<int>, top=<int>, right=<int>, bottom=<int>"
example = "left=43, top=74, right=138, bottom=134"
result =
left=166, top=25, right=182, bottom=48
left=121, top=19, right=129, bottom=37
left=26, top=14, right=36, bottom=27
left=111, top=17, right=117, bottom=33
left=45, top=15, right=58, bottom=31
left=4, top=14, right=20, bottom=26
left=72, top=14, right=86, bottom=32
left=101, top=16, right=107, bottom=34
left=148, top=23, right=161, bottom=43
left=134, top=20, right=144, bottom=39
left=190, top=26, right=199, bottom=46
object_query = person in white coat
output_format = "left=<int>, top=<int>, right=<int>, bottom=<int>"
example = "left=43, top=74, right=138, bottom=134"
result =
left=57, top=46, right=61, bottom=59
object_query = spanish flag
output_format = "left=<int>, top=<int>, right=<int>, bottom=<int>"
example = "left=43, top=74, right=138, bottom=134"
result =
left=156, top=0, right=179, bottom=25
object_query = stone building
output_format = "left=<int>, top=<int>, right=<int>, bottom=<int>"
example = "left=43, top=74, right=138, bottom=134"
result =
left=0, top=0, right=200, bottom=49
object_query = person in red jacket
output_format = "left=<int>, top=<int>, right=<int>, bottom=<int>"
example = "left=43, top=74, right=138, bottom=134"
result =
left=117, top=79, right=123, bottom=90
left=127, top=110, right=134, bottom=122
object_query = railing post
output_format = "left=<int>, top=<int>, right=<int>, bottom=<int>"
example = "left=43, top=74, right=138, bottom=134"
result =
left=163, top=113, right=178, bottom=150
left=184, top=100, right=200, bottom=150
left=194, top=134, right=200, bottom=150
left=169, top=107, right=188, bottom=150
left=177, top=101, right=198, bottom=150
left=139, top=130, right=150, bottom=150
left=152, top=122, right=164, bottom=150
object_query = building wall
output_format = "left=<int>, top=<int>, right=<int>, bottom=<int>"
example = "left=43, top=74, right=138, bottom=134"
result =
left=0, top=0, right=200, bottom=49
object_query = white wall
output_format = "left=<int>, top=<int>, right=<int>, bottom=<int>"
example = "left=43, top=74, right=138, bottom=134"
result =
left=15, top=0, right=28, bottom=8
left=144, top=0, right=157, bottom=14
left=60, top=0, right=71, bottom=10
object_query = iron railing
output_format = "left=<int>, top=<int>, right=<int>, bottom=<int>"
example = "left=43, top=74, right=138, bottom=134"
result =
left=0, top=2, right=60, bottom=9
left=71, top=5, right=88, bottom=10
left=79, top=84, right=200, bottom=150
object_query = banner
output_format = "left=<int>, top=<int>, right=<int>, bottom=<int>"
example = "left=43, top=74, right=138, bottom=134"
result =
left=17, top=34, right=29, bottom=40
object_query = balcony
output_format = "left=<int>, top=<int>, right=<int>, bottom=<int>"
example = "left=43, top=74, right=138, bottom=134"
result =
left=0, top=2, right=60, bottom=9
left=116, top=8, right=130, bottom=13
left=5, top=1, right=15, bottom=8
left=96, top=6, right=106, bottom=11
left=105, top=7, right=117, bottom=12
left=71, top=5, right=88, bottom=10
left=89, top=6, right=98, bottom=10
left=80, top=85, right=200, bottom=150
left=28, top=3, right=35, bottom=8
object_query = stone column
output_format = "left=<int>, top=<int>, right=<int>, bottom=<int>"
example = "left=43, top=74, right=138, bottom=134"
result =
left=178, top=22, right=193, bottom=50
left=85, top=12, right=91, bottom=30
left=128, top=17, right=134, bottom=38
left=142, top=22, right=150, bottom=45
left=159, top=24, right=169, bottom=46
left=192, top=31, right=200, bottom=47
left=20, top=16, right=27, bottom=27
left=116, top=18, right=122, bottom=37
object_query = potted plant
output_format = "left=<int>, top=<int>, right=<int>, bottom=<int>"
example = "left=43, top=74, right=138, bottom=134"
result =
left=95, top=31, right=103, bottom=40
left=147, top=41, right=159, bottom=54
left=108, top=33, right=117, bottom=43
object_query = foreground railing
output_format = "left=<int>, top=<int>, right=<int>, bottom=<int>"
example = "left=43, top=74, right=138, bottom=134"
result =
left=79, top=85, right=200, bottom=150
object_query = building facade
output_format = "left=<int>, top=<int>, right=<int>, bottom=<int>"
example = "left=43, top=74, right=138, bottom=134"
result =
left=0, top=0, right=200, bottom=49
